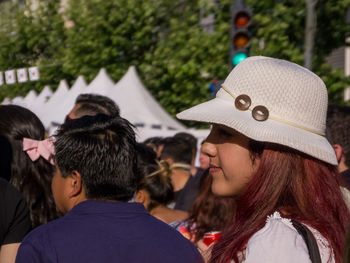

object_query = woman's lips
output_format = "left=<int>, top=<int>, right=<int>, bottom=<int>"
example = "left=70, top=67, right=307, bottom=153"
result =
left=209, top=165, right=221, bottom=174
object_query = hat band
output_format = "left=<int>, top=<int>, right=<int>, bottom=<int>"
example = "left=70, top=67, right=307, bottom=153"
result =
left=220, top=85, right=325, bottom=137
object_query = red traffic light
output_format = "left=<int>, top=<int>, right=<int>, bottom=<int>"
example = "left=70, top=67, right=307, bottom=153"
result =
left=234, top=11, right=251, bottom=28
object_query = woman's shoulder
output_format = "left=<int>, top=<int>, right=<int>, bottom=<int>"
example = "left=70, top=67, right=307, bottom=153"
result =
left=242, top=211, right=334, bottom=263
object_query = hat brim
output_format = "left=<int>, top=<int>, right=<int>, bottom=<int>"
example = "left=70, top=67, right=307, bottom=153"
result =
left=177, top=97, right=337, bottom=165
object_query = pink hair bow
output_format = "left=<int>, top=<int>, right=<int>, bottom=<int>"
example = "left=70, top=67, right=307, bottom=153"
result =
left=23, top=137, right=56, bottom=165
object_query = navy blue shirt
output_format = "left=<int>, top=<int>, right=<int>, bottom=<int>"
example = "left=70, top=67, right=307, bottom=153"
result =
left=16, top=200, right=202, bottom=263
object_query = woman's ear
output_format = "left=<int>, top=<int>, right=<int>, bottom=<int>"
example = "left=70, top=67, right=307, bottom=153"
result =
left=68, top=170, right=83, bottom=198
left=333, top=144, right=343, bottom=162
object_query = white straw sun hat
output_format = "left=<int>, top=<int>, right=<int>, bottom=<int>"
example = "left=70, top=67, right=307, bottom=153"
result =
left=176, top=56, right=337, bottom=165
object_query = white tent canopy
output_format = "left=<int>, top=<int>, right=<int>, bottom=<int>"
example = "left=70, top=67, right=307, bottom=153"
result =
left=30, top=86, right=53, bottom=116
left=1, top=66, right=208, bottom=144
left=110, top=66, right=185, bottom=130
left=23, top=90, right=38, bottom=106
left=48, top=75, right=87, bottom=126
left=11, top=96, right=25, bottom=107
left=84, top=68, right=115, bottom=95
left=1, top=98, right=11, bottom=105
left=40, top=80, right=69, bottom=127
left=43, top=66, right=184, bottom=131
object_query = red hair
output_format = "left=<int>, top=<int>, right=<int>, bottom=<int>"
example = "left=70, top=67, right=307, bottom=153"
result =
left=187, top=172, right=236, bottom=243
left=210, top=144, right=350, bottom=263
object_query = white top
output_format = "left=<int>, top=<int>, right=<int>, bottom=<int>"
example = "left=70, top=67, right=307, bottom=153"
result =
left=241, top=212, right=334, bottom=263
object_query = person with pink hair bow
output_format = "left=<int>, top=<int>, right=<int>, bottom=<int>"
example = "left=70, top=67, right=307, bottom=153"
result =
left=0, top=105, right=60, bottom=231
left=22, top=137, right=55, bottom=165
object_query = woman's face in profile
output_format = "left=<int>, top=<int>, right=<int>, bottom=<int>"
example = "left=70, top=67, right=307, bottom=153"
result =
left=202, top=124, right=259, bottom=198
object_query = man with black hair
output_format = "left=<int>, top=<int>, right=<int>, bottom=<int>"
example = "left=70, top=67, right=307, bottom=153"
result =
left=174, top=132, right=201, bottom=177
left=327, top=105, right=350, bottom=186
left=15, top=115, right=202, bottom=263
left=160, top=137, right=202, bottom=212
left=143, top=136, right=163, bottom=158
left=65, top=93, right=120, bottom=122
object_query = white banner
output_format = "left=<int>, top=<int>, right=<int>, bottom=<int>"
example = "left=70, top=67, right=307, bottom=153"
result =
left=28, top=66, right=39, bottom=81
left=5, top=70, right=16, bottom=84
left=0, top=72, right=3, bottom=86
left=17, top=68, right=28, bottom=83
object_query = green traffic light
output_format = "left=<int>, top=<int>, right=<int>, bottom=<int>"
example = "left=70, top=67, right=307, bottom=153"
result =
left=232, top=52, right=248, bottom=66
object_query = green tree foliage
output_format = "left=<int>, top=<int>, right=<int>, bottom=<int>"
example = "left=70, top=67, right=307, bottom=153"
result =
left=0, top=0, right=350, bottom=125
left=0, top=1, right=66, bottom=100
left=248, top=0, right=350, bottom=104
left=140, top=0, right=231, bottom=116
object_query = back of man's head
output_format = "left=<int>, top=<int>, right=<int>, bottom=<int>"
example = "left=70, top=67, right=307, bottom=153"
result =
left=160, top=137, right=192, bottom=165
left=327, top=104, right=350, bottom=167
left=68, top=93, right=120, bottom=120
left=174, top=132, right=197, bottom=159
left=55, top=114, right=136, bottom=201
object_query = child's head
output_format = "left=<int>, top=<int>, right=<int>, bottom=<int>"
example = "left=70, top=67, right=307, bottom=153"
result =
left=53, top=114, right=137, bottom=213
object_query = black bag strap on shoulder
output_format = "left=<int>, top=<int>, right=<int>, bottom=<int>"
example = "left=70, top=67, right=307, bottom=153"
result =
left=291, top=220, right=322, bottom=263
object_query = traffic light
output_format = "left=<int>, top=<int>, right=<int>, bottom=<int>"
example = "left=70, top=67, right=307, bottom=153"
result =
left=230, top=1, right=253, bottom=67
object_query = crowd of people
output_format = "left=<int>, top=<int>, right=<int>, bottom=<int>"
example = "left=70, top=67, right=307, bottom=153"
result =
left=0, top=56, right=350, bottom=263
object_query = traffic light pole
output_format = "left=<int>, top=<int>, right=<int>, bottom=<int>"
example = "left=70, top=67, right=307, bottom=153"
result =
left=230, top=0, right=252, bottom=68
left=233, top=0, right=245, bottom=10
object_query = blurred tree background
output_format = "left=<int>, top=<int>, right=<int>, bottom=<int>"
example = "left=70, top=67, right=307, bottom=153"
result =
left=0, top=0, right=349, bottom=127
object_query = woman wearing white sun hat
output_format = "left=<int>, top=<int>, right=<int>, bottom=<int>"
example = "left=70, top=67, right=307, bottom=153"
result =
left=177, top=56, right=350, bottom=263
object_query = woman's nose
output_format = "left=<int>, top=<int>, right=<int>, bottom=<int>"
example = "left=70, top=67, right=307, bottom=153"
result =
left=201, top=134, right=216, bottom=158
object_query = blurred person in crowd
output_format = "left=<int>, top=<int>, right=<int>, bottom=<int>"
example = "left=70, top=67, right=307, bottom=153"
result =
left=174, top=132, right=202, bottom=177
left=143, top=136, right=163, bottom=158
left=135, top=142, right=158, bottom=168
left=0, top=105, right=60, bottom=229
left=171, top=172, right=235, bottom=261
left=160, top=137, right=202, bottom=212
left=327, top=105, right=350, bottom=187
left=177, top=56, right=350, bottom=263
left=156, top=136, right=173, bottom=160
left=65, top=93, right=120, bottom=122
left=0, top=178, right=31, bottom=263
left=135, top=158, right=188, bottom=224
left=199, top=140, right=210, bottom=170
left=135, top=143, right=188, bottom=223
left=16, top=114, right=202, bottom=263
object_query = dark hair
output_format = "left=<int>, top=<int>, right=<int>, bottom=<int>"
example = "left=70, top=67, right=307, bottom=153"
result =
left=136, top=143, right=157, bottom=167
left=55, top=114, right=137, bottom=201
left=143, top=136, right=163, bottom=154
left=160, top=137, right=193, bottom=165
left=187, top=171, right=236, bottom=243
left=136, top=161, right=174, bottom=212
left=135, top=142, right=157, bottom=183
left=327, top=104, right=350, bottom=167
left=344, top=223, right=350, bottom=263
left=75, top=93, right=120, bottom=116
left=210, top=142, right=350, bottom=263
left=0, top=105, right=59, bottom=228
left=136, top=143, right=174, bottom=211
left=0, top=136, right=12, bottom=181
left=174, top=132, right=198, bottom=159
